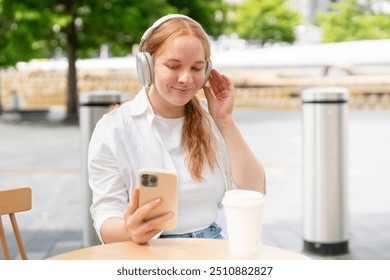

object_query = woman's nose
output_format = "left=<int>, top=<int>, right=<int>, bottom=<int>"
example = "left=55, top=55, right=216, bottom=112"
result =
left=178, top=69, right=193, bottom=84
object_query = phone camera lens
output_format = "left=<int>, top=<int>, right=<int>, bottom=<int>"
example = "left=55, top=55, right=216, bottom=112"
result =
left=141, top=174, right=149, bottom=186
left=141, top=174, right=158, bottom=187
left=150, top=175, right=158, bottom=185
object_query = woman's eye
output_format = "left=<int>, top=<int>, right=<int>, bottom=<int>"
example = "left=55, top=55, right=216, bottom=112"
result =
left=192, top=67, right=202, bottom=72
left=166, top=65, right=179, bottom=70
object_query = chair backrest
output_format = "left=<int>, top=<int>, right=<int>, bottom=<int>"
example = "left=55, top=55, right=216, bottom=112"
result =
left=0, top=187, right=32, bottom=260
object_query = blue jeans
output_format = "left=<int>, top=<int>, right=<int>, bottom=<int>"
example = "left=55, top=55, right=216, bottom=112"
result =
left=159, top=223, right=224, bottom=239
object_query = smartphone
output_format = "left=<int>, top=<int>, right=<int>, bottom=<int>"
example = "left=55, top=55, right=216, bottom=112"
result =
left=138, top=168, right=177, bottom=230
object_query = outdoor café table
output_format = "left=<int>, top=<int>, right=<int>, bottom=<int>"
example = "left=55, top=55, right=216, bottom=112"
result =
left=48, top=238, right=311, bottom=260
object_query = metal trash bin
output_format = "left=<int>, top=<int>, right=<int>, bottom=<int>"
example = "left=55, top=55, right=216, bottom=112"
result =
left=301, top=87, right=349, bottom=255
left=79, top=90, right=128, bottom=247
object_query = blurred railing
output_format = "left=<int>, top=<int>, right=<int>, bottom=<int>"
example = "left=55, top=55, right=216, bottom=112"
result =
left=233, top=74, right=390, bottom=110
left=1, top=67, right=390, bottom=112
left=0, top=69, right=139, bottom=111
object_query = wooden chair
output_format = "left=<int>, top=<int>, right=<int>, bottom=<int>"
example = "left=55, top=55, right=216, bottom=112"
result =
left=0, top=187, right=32, bottom=260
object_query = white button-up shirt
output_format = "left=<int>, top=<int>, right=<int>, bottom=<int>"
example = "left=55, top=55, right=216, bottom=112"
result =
left=88, top=88, right=233, bottom=241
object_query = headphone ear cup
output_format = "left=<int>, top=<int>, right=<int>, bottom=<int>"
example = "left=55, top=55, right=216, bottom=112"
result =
left=136, top=52, right=154, bottom=87
left=201, top=59, right=212, bottom=88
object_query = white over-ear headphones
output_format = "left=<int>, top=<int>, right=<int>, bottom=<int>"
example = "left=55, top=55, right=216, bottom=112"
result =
left=136, top=14, right=212, bottom=88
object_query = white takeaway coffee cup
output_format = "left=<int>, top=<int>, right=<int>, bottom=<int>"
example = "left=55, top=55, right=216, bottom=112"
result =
left=222, top=189, right=265, bottom=256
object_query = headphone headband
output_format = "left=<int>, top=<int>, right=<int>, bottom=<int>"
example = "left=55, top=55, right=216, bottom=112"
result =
left=142, top=14, right=199, bottom=41
left=140, top=14, right=207, bottom=51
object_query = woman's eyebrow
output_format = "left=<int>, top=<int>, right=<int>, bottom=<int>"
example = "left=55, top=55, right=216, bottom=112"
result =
left=194, top=60, right=205, bottom=65
left=166, top=58, right=205, bottom=65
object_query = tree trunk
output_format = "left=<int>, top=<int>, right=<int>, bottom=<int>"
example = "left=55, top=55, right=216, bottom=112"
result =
left=64, top=0, right=78, bottom=123
left=0, top=68, right=3, bottom=115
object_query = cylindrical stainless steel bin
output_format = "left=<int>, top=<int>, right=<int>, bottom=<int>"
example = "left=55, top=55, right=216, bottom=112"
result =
left=302, top=87, right=349, bottom=255
left=80, top=90, right=128, bottom=247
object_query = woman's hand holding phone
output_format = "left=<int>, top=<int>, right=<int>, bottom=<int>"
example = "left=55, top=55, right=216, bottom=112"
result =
left=123, top=188, right=173, bottom=244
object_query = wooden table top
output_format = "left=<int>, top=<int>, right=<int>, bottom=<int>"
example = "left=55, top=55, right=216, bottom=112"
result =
left=48, top=238, right=311, bottom=260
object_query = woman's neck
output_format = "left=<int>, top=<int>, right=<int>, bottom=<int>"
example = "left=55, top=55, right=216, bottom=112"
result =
left=146, top=87, right=184, bottom=118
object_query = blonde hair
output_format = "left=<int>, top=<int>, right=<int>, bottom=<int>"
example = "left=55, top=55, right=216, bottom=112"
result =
left=142, top=17, right=215, bottom=180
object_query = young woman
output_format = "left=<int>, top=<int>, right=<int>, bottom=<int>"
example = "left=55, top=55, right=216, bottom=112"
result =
left=88, top=14, right=266, bottom=245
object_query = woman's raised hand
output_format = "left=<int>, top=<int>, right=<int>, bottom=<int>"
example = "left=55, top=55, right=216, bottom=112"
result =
left=203, top=69, right=235, bottom=127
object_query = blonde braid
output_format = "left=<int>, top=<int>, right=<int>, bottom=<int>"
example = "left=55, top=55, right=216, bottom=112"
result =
left=182, top=96, right=216, bottom=180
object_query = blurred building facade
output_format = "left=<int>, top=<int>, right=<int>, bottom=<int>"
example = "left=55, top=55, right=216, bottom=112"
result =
left=289, top=0, right=341, bottom=21
left=225, top=0, right=342, bottom=22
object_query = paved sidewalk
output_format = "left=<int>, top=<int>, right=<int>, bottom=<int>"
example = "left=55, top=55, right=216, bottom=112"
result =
left=1, top=109, right=390, bottom=260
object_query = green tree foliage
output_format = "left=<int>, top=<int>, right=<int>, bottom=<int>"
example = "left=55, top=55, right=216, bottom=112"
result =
left=166, top=0, right=229, bottom=36
left=0, top=1, right=172, bottom=66
left=317, top=0, right=390, bottom=43
left=0, top=0, right=51, bottom=66
left=233, top=0, right=301, bottom=46
left=0, top=0, right=227, bottom=121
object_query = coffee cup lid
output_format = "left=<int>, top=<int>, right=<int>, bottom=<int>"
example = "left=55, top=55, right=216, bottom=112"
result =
left=222, top=189, right=264, bottom=208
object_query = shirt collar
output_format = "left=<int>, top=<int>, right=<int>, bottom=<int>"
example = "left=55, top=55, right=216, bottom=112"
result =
left=128, top=87, right=154, bottom=116
left=127, top=87, right=157, bottom=127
